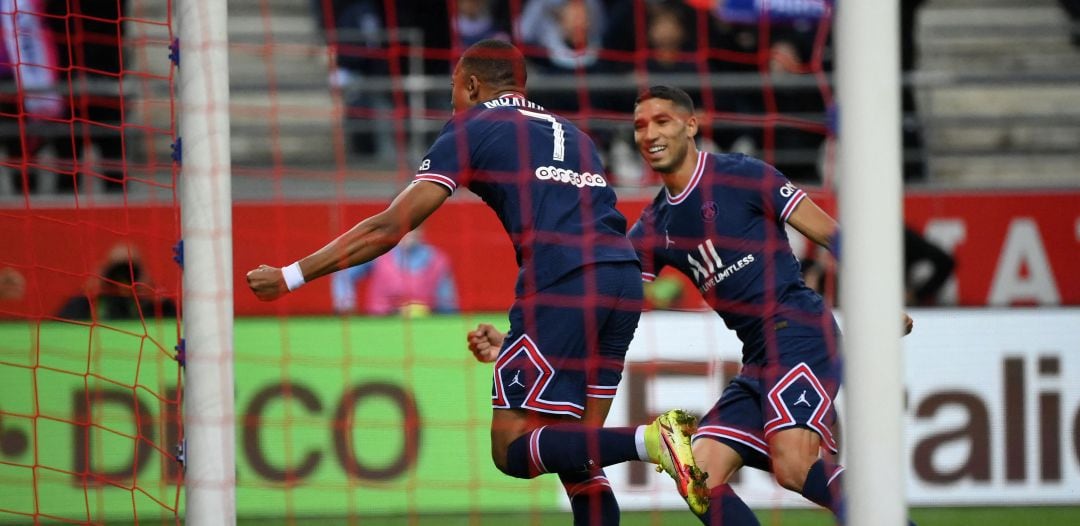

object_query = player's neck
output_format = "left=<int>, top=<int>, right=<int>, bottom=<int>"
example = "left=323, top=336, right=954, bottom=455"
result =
left=660, top=144, right=700, bottom=196
left=491, top=88, right=525, bottom=100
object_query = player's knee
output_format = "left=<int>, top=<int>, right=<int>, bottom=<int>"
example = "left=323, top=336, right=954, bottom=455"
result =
left=772, top=462, right=806, bottom=492
left=770, top=450, right=814, bottom=492
left=693, top=439, right=742, bottom=489
left=490, top=437, right=512, bottom=475
left=768, top=427, right=824, bottom=491
left=489, top=409, right=534, bottom=477
left=491, top=451, right=512, bottom=476
left=490, top=431, right=535, bottom=479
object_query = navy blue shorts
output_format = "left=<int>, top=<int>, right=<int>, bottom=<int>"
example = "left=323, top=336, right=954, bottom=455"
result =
left=491, top=261, right=643, bottom=418
left=693, top=326, right=842, bottom=471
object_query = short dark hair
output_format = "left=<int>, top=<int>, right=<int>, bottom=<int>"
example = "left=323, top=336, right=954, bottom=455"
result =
left=459, top=39, right=527, bottom=89
left=635, top=85, right=695, bottom=113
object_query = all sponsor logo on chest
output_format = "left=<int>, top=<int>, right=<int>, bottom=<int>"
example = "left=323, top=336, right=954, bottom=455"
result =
left=685, top=239, right=756, bottom=292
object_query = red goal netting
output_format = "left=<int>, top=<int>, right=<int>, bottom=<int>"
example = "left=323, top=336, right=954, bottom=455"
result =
left=0, top=0, right=182, bottom=524
left=226, top=0, right=837, bottom=523
left=3, top=0, right=838, bottom=524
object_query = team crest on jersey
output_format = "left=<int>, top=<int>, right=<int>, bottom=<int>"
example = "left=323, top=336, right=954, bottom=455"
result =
left=700, top=201, right=719, bottom=221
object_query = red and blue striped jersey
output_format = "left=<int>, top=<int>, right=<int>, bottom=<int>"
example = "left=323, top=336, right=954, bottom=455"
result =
left=629, top=151, right=831, bottom=362
left=415, top=94, right=637, bottom=296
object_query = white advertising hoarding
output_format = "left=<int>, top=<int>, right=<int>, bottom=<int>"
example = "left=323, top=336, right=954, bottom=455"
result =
left=599, top=308, right=1080, bottom=509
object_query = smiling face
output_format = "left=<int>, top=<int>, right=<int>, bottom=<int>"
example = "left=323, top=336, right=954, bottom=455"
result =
left=633, top=97, right=698, bottom=174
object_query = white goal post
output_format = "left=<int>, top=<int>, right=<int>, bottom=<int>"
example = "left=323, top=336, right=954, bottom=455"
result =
left=178, top=0, right=236, bottom=524
left=836, top=0, right=907, bottom=525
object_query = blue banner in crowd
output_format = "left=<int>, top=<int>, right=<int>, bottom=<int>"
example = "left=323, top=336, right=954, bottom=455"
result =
left=717, top=0, right=831, bottom=24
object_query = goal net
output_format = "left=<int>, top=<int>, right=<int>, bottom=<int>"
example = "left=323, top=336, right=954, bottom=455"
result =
left=1, top=0, right=842, bottom=523
left=223, top=0, right=838, bottom=523
left=0, top=0, right=182, bottom=524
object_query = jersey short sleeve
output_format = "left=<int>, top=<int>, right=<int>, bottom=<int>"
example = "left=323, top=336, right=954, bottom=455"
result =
left=628, top=214, right=665, bottom=282
left=413, top=122, right=469, bottom=194
left=748, top=159, right=807, bottom=225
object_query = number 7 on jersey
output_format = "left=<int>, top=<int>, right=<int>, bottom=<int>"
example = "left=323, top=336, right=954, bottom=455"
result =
left=518, top=109, right=565, bottom=162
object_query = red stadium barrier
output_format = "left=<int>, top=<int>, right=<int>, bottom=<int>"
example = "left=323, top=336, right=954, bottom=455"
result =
left=2, top=190, right=1077, bottom=319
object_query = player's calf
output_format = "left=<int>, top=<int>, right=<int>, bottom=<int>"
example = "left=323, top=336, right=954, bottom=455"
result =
left=499, top=422, right=642, bottom=479
left=800, top=457, right=845, bottom=520
left=560, top=470, right=620, bottom=526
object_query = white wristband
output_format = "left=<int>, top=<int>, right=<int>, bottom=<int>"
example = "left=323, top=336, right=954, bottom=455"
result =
left=282, top=262, right=306, bottom=291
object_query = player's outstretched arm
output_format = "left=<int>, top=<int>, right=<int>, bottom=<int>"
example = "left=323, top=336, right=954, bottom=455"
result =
left=786, top=199, right=915, bottom=336
left=467, top=323, right=506, bottom=363
left=786, top=197, right=839, bottom=252
left=787, top=199, right=914, bottom=336
left=246, top=181, right=450, bottom=301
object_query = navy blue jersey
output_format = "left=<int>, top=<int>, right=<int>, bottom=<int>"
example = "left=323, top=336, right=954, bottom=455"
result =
left=415, top=93, right=638, bottom=296
left=629, top=151, right=833, bottom=363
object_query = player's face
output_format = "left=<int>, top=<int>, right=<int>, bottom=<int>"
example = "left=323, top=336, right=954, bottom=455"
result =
left=633, top=98, right=697, bottom=174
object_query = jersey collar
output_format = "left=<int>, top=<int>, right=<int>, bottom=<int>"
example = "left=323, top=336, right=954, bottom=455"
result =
left=665, top=150, right=708, bottom=205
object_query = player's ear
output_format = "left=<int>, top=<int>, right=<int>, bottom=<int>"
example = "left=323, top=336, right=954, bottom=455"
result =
left=685, top=113, right=699, bottom=139
left=468, top=75, right=481, bottom=103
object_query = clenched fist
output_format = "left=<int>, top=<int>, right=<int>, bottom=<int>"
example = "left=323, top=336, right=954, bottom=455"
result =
left=467, top=323, right=506, bottom=363
left=246, top=264, right=288, bottom=301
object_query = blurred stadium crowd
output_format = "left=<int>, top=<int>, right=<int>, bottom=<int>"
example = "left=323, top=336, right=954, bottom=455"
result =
left=2, top=0, right=1078, bottom=201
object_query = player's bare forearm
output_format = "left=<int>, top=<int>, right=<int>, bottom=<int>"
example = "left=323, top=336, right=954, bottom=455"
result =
left=303, top=182, right=449, bottom=280
left=245, top=181, right=449, bottom=301
left=787, top=197, right=838, bottom=251
left=302, top=216, right=400, bottom=282
left=246, top=215, right=399, bottom=302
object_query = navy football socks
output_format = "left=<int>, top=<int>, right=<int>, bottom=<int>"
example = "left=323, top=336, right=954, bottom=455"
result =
left=503, top=424, right=641, bottom=478
left=560, top=469, right=620, bottom=526
left=801, top=458, right=846, bottom=522
left=699, top=483, right=760, bottom=525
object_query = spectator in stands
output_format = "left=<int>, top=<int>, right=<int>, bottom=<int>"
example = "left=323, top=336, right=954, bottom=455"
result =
left=0, top=266, right=25, bottom=301
left=520, top=0, right=606, bottom=73
left=331, top=228, right=458, bottom=316
left=453, top=0, right=510, bottom=49
left=0, top=0, right=63, bottom=195
left=702, top=8, right=774, bottom=157
left=702, top=2, right=832, bottom=182
left=311, top=0, right=395, bottom=161
left=518, top=0, right=608, bottom=113
left=45, top=0, right=129, bottom=193
left=904, top=225, right=955, bottom=306
left=56, top=244, right=176, bottom=321
left=607, top=1, right=701, bottom=187
left=767, top=37, right=829, bottom=183
left=602, top=0, right=698, bottom=73
left=646, top=2, right=697, bottom=75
